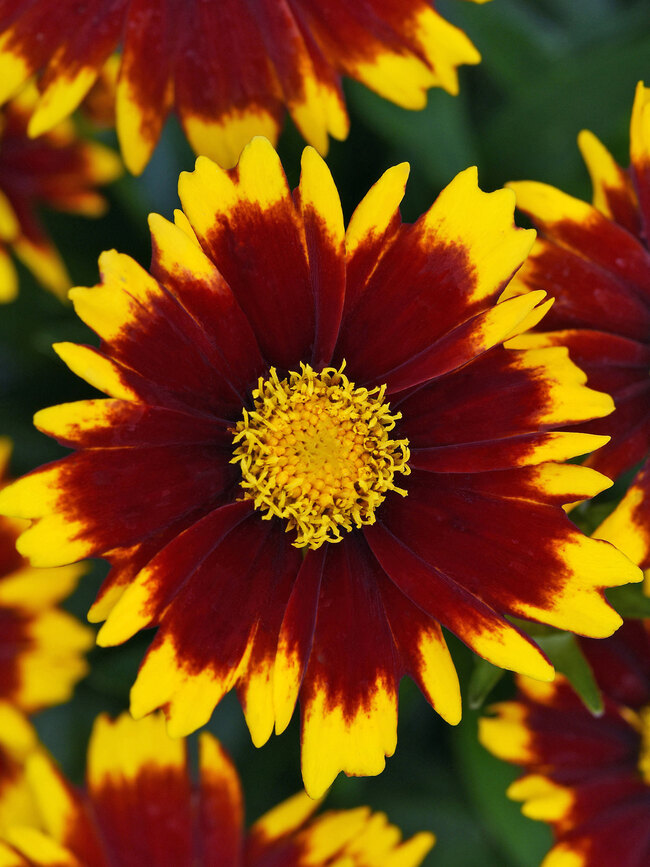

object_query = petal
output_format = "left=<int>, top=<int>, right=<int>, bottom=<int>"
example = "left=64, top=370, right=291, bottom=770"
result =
left=580, top=622, right=650, bottom=711
left=411, top=431, right=611, bottom=474
left=148, top=213, right=266, bottom=404
left=300, top=0, right=480, bottom=103
left=115, top=0, right=175, bottom=175
left=508, top=180, right=650, bottom=297
left=378, top=574, right=461, bottom=725
left=197, top=734, right=243, bottom=867
left=22, top=2, right=126, bottom=136
left=24, top=752, right=105, bottom=866
left=246, top=790, right=321, bottom=860
left=296, top=147, right=345, bottom=367
left=178, top=139, right=314, bottom=367
left=299, top=538, right=399, bottom=798
left=364, top=519, right=554, bottom=681
left=375, top=470, right=639, bottom=642
left=246, top=0, right=347, bottom=154
left=508, top=328, right=650, bottom=480
left=87, top=713, right=193, bottom=866
left=273, top=549, right=325, bottom=736
left=129, top=514, right=301, bottom=739
left=510, top=237, right=650, bottom=342
left=0, top=562, right=83, bottom=611
left=543, top=806, right=650, bottom=867
left=380, top=290, right=549, bottom=394
left=399, top=345, right=613, bottom=449
left=10, top=608, right=92, bottom=712
left=0, top=444, right=237, bottom=567
left=97, top=501, right=254, bottom=644
left=174, top=0, right=283, bottom=169
left=1, top=828, right=81, bottom=867
left=0, top=246, right=18, bottom=303
left=11, top=236, right=69, bottom=300
left=630, top=81, right=650, bottom=243
left=343, top=162, right=409, bottom=317
left=34, top=400, right=231, bottom=451
left=337, top=168, right=535, bottom=383
left=70, top=250, right=249, bottom=417
left=595, top=461, right=650, bottom=570
left=577, top=129, right=640, bottom=236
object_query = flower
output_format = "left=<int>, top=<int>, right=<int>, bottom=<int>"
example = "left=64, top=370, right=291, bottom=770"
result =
left=0, top=0, right=488, bottom=174
left=0, top=439, right=92, bottom=714
left=0, top=82, right=122, bottom=302
left=0, top=138, right=640, bottom=797
left=503, top=81, right=650, bottom=490
left=0, top=711, right=435, bottom=867
left=479, top=620, right=650, bottom=867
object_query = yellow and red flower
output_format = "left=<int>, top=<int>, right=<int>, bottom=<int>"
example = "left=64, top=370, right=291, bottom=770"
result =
left=0, top=83, right=121, bottom=302
left=0, top=711, right=435, bottom=867
left=0, top=0, right=488, bottom=174
left=480, top=620, right=650, bottom=867
left=504, top=82, right=650, bottom=502
left=0, top=138, right=640, bottom=797
left=0, top=440, right=92, bottom=714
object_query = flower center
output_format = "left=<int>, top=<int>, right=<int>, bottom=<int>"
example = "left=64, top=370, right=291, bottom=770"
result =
left=231, top=363, right=410, bottom=550
left=638, top=706, right=650, bottom=784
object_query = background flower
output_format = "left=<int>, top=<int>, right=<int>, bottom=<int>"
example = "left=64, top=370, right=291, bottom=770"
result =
left=0, top=83, right=121, bottom=302
left=0, top=0, right=488, bottom=174
left=0, top=138, right=640, bottom=799
left=504, top=82, right=650, bottom=493
left=479, top=620, right=650, bottom=867
left=0, top=439, right=91, bottom=715
left=0, top=711, right=435, bottom=867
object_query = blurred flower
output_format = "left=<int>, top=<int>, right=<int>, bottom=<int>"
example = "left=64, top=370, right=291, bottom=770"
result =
left=0, top=82, right=122, bottom=302
left=479, top=620, right=650, bottom=867
left=0, top=138, right=639, bottom=797
left=0, top=703, right=43, bottom=836
left=0, top=0, right=488, bottom=174
left=0, top=439, right=92, bottom=714
left=0, top=711, right=435, bottom=867
left=504, top=81, right=650, bottom=490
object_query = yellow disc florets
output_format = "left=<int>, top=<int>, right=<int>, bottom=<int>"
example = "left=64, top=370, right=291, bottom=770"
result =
left=231, top=363, right=410, bottom=550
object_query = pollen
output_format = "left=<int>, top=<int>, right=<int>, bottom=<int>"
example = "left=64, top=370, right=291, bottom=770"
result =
left=231, top=363, right=410, bottom=550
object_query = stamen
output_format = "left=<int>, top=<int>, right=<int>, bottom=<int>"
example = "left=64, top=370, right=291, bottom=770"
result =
left=231, top=363, right=410, bottom=549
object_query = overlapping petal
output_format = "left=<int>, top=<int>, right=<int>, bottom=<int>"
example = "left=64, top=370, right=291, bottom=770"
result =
left=479, top=621, right=650, bottom=867
left=507, top=81, right=650, bottom=487
left=0, top=0, right=487, bottom=173
left=0, top=140, right=640, bottom=797
left=0, top=711, right=435, bottom=867
left=0, top=442, right=92, bottom=714
left=0, top=83, right=121, bottom=300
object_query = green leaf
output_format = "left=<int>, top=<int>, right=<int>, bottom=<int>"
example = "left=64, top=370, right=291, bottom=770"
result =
left=536, top=632, right=603, bottom=715
left=467, top=658, right=506, bottom=710
left=607, top=582, right=650, bottom=618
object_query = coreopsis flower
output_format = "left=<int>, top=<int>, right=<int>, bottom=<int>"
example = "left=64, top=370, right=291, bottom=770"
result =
left=0, top=83, right=121, bottom=302
left=503, top=81, right=650, bottom=493
left=0, top=440, right=92, bottom=713
left=0, top=0, right=489, bottom=174
left=479, top=620, right=650, bottom=867
left=0, top=711, right=435, bottom=867
left=0, top=138, right=640, bottom=797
